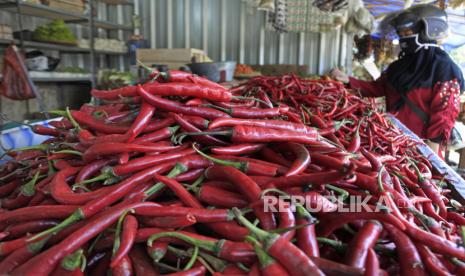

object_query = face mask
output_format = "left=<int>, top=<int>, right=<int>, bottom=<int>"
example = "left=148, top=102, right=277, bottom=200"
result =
left=399, top=34, right=440, bottom=57
left=399, top=34, right=420, bottom=55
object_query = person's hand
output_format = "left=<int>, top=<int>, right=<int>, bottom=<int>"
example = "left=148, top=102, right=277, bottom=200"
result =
left=330, top=68, right=349, bottom=84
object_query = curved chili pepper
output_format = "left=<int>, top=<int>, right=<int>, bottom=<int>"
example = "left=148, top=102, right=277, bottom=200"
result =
left=283, top=142, right=310, bottom=176
left=126, top=101, right=155, bottom=142
left=317, top=208, right=406, bottom=237
left=384, top=224, right=426, bottom=276
left=193, top=147, right=277, bottom=177
left=129, top=245, right=159, bottom=276
left=295, top=205, right=319, bottom=258
left=50, top=167, right=111, bottom=205
left=211, top=143, right=265, bottom=156
left=204, top=165, right=276, bottom=230
left=111, top=215, right=138, bottom=268
left=250, top=238, right=289, bottom=276
left=259, top=147, right=292, bottom=167
left=343, top=220, right=383, bottom=269
left=111, top=254, right=132, bottom=276
left=173, top=114, right=228, bottom=146
left=207, top=104, right=288, bottom=119
left=232, top=208, right=324, bottom=276
left=415, top=243, right=452, bottom=276
left=174, top=168, right=204, bottom=182
left=75, top=158, right=117, bottom=183
left=137, top=85, right=229, bottom=120
left=364, top=248, right=380, bottom=276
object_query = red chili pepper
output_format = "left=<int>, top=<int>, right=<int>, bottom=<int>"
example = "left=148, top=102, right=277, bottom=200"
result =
left=174, top=168, right=204, bottom=182
left=295, top=205, right=319, bottom=258
left=137, top=85, right=229, bottom=120
left=83, top=141, right=178, bottom=162
left=173, top=114, right=228, bottom=146
left=343, top=220, right=383, bottom=269
left=75, top=159, right=117, bottom=183
left=250, top=239, right=289, bottom=276
left=384, top=224, right=425, bottom=276
left=31, top=125, right=62, bottom=137
left=50, top=167, right=110, bottom=205
left=208, top=117, right=317, bottom=135
left=91, top=85, right=139, bottom=100
left=147, top=231, right=256, bottom=265
left=128, top=245, right=159, bottom=276
left=196, top=185, right=248, bottom=209
left=265, top=170, right=350, bottom=189
left=142, top=214, right=197, bottom=228
left=70, top=110, right=129, bottom=134
left=133, top=125, right=180, bottom=145
left=158, top=70, right=227, bottom=91
left=111, top=255, right=132, bottom=276
left=211, top=143, right=265, bottom=156
left=0, top=180, right=20, bottom=197
left=0, top=238, right=48, bottom=273
left=415, top=243, right=452, bottom=276
left=232, top=209, right=324, bottom=276
left=259, top=147, right=292, bottom=167
left=111, top=215, right=138, bottom=268
left=204, top=165, right=276, bottom=230
left=135, top=205, right=232, bottom=224
left=5, top=220, right=58, bottom=239
left=165, top=266, right=206, bottom=276
left=50, top=249, right=84, bottom=276
left=0, top=205, right=78, bottom=225
left=207, top=104, right=288, bottom=119
left=364, top=249, right=380, bottom=276
left=126, top=101, right=156, bottom=142
left=317, top=208, right=406, bottom=237
left=111, top=148, right=196, bottom=177
left=283, top=142, right=310, bottom=176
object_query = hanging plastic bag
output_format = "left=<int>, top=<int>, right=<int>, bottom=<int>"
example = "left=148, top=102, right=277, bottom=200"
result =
left=1, top=45, right=36, bottom=100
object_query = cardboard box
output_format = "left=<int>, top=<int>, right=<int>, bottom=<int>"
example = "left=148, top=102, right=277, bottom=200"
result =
left=136, top=48, right=211, bottom=69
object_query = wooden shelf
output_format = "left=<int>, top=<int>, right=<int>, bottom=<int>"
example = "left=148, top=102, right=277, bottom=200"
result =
left=0, top=38, right=127, bottom=55
left=0, top=1, right=132, bottom=30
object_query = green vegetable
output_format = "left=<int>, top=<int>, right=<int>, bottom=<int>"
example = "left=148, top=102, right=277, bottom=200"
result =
left=33, top=20, right=76, bottom=43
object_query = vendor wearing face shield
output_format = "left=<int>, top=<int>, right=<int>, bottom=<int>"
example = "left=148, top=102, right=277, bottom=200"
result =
left=331, top=4, right=464, bottom=156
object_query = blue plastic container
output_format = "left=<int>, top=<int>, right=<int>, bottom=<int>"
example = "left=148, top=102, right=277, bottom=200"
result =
left=0, top=118, right=62, bottom=164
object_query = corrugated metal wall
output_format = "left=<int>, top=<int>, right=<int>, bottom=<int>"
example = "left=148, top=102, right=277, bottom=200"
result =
left=136, top=0, right=353, bottom=75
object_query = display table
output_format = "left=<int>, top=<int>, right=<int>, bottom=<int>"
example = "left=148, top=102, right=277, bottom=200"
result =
left=388, top=114, right=465, bottom=203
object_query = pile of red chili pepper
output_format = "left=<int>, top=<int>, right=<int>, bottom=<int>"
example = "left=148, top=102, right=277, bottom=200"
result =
left=0, top=70, right=464, bottom=276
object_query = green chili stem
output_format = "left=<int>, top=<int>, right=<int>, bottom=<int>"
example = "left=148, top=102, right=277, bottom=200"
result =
left=193, top=143, right=247, bottom=171
left=144, top=163, right=188, bottom=197
left=52, top=150, right=83, bottom=156
left=183, top=246, right=199, bottom=271
left=147, top=232, right=216, bottom=251
left=28, top=209, right=84, bottom=241
left=231, top=207, right=270, bottom=242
